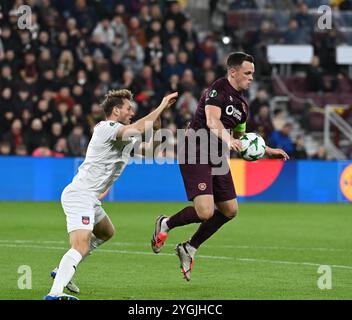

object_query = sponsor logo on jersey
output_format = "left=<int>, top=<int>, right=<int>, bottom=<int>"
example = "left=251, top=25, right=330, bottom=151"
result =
left=225, top=105, right=242, bottom=121
left=209, top=89, right=218, bottom=98
left=82, top=216, right=90, bottom=225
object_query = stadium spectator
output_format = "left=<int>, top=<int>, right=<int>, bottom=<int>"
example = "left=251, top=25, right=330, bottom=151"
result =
left=127, top=16, right=146, bottom=47
left=272, top=108, right=286, bottom=131
left=92, top=17, right=115, bottom=47
left=15, top=144, right=28, bottom=156
left=249, top=88, right=270, bottom=118
left=32, top=142, right=57, bottom=157
left=70, top=0, right=97, bottom=33
left=54, top=87, right=75, bottom=111
left=163, top=18, right=179, bottom=45
left=122, top=36, right=145, bottom=73
left=248, top=105, right=274, bottom=141
left=20, top=108, right=33, bottom=133
left=178, top=51, right=194, bottom=76
left=197, top=35, right=219, bottom=66
left=164, top=1, right=188, bottom=29
left=0, top=64, right=15, bottom=89
left=311, top=146, right=330, bottom=160
left=306, top=55, right=328, bottom=92
left=70, top=104, right=89, bottom=132
left=71, top=85, right=90, bottom=113
left=57, top=50, right=75, bottom=76
left=0, top=141, right=11, bottom=156
left=35, top=99, right=54, bottom=131
left=293, top=135, right=308, bottom=159
left=37, top=48, right=56, bottom=74
left=108, top=51, right=124, bottom=84
left=0, top=0, right=349, bottom=161
left=269, top=121, right=295, bottom=157
left=180, top=69, right=201, bottom=98
left=144, top=34, right=163, bottom=66
left=281, top=18, right=311, bottom=44
left=25, top=118, right=50, bottom=154
left=162, top=53, right=183, bottom=81
left=202, top=69, right=217, bottom=89
left=166, top=34, right=182, bottom=56
left=295, top=2, right=314, bottom=33
left=180, top=19, right=198, bottom=44
left=49, top=122, right=64, bottom=149
left=13, top=86, right=34, bottom=116
left=86, top=103, right=104, bottom=132
left=67, top=124, right=88, bottom=157
left=53, top=137, right=70, bottom=157
left=111, top=15, right=128, bottom=43
left=175, top=90, right=198, bottom=115
left=2, top=119, right=25, bottom=154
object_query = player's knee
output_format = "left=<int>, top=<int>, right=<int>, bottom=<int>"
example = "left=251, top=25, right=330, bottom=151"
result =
left=72, top=241, right=90, bottom=256
left=101, top=225, right=115, bottom=241
left=196, top=205, right=214, bottom=220
left=227, top=208, right=238, bottom=219
left=220, top=205, right=238, bottom=220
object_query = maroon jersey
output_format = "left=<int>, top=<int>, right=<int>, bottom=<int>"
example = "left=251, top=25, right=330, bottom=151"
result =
left=190, top=77, right=249, bottom=131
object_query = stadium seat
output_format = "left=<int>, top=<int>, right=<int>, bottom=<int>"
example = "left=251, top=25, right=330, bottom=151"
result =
left=289, top=99, right=306, bottom=113
left=337, top=77, right=352, bottom=93
left=272, top=78, right=287, bottom=96
left=303, top=92, right=324, bottom=107
left=308, top=111, right=324, bottom=131
left=339, top=93, right=352, bottom=105
left=323, top=92, right=340, bottom=106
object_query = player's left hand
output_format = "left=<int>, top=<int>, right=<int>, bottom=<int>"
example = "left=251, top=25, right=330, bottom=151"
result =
left=266, top=147, right=290, bottom=161
left=160, top=92, right=178, bottom=109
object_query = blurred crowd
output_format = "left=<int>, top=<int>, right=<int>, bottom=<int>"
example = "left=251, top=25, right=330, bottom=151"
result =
left=0, top=0, right=350, bottom=160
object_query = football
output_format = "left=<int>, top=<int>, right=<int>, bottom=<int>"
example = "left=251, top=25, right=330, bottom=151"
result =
left=239, top=132, right=266, bottom=161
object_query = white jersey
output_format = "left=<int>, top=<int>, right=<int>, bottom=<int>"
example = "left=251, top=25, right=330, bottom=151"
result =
left=70, top=120, right=138, bottom=196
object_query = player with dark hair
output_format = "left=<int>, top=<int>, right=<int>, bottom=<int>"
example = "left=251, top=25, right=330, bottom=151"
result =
left=151, top=52, right=289, bottom=281
left=45, top=89, right=178, bottom=300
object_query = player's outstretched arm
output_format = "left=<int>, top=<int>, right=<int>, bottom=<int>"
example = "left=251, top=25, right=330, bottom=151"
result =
left=205, top=105, right=242, bottom=152
left=265, top=146, right=290, bottom=161
left=117, top=92, right=178, bottom=138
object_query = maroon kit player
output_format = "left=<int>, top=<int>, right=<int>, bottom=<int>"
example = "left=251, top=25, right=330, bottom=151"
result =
left=151, top=52, right=289, bottom=281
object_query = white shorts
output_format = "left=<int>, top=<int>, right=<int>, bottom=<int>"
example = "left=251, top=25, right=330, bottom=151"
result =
left=61, top=184, right=107, bottom=233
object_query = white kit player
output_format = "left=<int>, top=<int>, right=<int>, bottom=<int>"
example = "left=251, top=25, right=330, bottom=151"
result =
left=45, top=89, right=178, bottom=300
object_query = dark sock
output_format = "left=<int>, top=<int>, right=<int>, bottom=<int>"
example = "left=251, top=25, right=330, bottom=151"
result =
left=189, top=210, right=232, bottom=249
left=167, top=206, right=201, bottom=229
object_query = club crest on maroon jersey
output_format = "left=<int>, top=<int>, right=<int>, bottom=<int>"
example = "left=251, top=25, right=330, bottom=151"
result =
left=198, top=183, right=207, bottom=191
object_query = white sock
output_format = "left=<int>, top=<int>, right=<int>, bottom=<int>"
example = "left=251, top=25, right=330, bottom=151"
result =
left=82, top=234, right=106, bottom=260
left=49, top=249, right=82, bottom=296
left=160, top=218, right=169, bottom=233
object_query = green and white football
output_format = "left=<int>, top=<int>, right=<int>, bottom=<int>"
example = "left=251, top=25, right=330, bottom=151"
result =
left=239, top=132, right=266, bottom=161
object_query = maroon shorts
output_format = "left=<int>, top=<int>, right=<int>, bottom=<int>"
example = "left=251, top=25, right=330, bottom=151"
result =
left=179, top=163, right=237, bottom=202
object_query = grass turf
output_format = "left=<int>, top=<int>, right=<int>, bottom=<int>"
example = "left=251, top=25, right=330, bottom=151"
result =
left=0, top=202, right=351, bottom=300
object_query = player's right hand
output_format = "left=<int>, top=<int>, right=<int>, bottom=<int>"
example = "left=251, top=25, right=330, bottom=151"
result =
left=160, top=92, right=178, bottom=109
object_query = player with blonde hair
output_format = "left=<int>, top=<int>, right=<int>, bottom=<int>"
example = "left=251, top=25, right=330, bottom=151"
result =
left=45, top=89, right=178, bottom=300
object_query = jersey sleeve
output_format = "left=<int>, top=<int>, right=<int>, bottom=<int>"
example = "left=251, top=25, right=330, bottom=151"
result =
left=204, top=81, right=226, bottom=108
left=95, top=121, right=124, bottom=142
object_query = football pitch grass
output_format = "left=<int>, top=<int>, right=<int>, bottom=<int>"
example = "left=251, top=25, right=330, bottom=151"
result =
left=0, top=201, right=351, bottom=300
